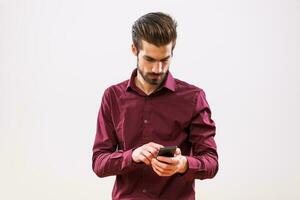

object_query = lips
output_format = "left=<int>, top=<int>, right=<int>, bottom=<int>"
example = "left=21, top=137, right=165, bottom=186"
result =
left=149, top=74, right=162, bottom=79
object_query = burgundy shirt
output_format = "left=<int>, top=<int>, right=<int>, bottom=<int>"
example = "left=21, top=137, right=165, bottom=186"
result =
left=92, top=69, right=218, bottom=200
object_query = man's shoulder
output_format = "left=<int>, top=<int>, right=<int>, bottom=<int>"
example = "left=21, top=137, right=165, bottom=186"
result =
left=174, top=78, right=203, bottom=93
left=173, top=78, right=209, bottom=106
left=103, top=79, right=129, bottom=96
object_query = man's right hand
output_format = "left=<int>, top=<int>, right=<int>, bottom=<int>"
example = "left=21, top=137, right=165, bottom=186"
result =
left=132, top=142, right=163, bottom=165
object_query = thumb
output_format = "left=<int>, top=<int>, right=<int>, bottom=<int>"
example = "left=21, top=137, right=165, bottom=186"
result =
left=175, top=147, right=181, bottom=156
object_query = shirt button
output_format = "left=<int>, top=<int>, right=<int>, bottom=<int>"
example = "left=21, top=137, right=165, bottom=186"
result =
left=144, top=119, right=148, bottom=124
left=142, top=189, right=147, bottom=193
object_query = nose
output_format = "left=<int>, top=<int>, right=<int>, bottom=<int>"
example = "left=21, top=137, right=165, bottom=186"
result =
left=152, top=61, right=163, bottom=74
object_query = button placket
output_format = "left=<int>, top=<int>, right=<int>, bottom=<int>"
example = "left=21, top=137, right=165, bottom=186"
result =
left=142, top=96, right=151, bottom=141
left=143, top=96, right=150, bottom=125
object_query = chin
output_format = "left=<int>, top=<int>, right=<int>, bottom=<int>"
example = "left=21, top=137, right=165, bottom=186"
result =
left=148, top=80, right=160, bottom=85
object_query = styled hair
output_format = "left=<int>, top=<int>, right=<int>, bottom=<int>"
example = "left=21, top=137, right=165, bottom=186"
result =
left=132, top=12, right=177, bottom=53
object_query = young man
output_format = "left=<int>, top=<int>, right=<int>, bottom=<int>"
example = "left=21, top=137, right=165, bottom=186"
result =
left=92, top=12, right=218, bottom=200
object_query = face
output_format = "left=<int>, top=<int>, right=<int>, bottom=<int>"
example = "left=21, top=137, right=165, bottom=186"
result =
left=132, top=40, right=173, bottom=85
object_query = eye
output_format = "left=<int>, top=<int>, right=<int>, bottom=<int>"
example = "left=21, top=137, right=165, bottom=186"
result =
left=144, top=57, right=155, bottom=62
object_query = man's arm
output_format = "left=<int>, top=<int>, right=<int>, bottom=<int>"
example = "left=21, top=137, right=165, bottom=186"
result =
left=183, top=89, right=219, bottom=180
left=150, top=89, right=218, bottom=179
left=92, top=88, right=136, bottom=178
left=92, top=88, right=163, bottom=177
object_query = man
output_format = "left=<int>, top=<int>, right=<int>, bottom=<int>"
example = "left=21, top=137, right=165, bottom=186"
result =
left=92, top=12, right=218, bottom=200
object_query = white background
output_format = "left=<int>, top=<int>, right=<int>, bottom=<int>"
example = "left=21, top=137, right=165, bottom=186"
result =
left=1, top=0, right=300, bottom=199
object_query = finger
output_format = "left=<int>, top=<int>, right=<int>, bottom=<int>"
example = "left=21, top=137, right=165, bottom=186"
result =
left=141, top=151, right=153, bottom=164
left=152, top=164, right=163, bottom=176
left=143, top=149, right=158, bottom=161
left=152, top=164, right=173, bottom=177
left=153, top=158, right=176, bottom=170
left=139, top=154, right=151, bottom=165
left=142, top=145, right=157, bottom=156
left=148, top=142, right=164, bottom=150
left=145, top=146, right=159, bottom=156
left=175, top=148, right=181, bottom=156
left=142, top=149, right=153, bottom=158
left=153, top=162, right=174, bottom=173
left=152, top=162, right=172, bottom=175
left=157, top=156, right=178, bottom=164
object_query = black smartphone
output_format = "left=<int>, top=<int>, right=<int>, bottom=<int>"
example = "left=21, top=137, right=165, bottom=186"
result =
left=157, top=146, right=177, bottom=157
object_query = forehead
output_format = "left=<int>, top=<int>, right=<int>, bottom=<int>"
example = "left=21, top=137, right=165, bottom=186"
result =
left=140, top=40, right=173, bottom=58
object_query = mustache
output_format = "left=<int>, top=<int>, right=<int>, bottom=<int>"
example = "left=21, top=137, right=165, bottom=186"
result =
left=147, top=72, right=164, bottom=76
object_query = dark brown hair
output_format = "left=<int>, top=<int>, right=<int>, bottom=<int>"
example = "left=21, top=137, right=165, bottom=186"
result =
left=132, top=12, right=177, bottom=53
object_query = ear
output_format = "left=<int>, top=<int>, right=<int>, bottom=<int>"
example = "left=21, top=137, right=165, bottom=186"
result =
left=131, top=43, right=138, bottom=56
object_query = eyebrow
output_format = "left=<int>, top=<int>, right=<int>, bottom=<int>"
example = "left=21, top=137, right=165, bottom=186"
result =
left=143, top=55, right=171, bottom=61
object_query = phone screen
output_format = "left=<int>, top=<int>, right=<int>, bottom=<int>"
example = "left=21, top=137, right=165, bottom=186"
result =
left=157, top=146, right=177, bottom=157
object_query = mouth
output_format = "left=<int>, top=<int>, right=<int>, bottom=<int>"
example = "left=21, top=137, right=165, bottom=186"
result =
left=148, top=74, right=162, bottom=79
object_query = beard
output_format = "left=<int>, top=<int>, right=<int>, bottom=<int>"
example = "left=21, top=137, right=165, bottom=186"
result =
left=137, top=63, right=168, bottom=86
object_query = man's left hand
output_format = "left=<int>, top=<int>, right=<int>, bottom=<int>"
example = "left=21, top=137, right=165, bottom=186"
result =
left=151, top=148, right=188, bottom=176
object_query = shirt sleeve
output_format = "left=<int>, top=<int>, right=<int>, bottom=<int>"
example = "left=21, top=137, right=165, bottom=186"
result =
left=92, top=88, right=139, bottom=178
left=181, top=89, right=219, bottom=181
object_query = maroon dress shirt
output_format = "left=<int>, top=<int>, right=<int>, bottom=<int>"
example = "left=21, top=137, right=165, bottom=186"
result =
left=92, top=69, right=218, bottom=200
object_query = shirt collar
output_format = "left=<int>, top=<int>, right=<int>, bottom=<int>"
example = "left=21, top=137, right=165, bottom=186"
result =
left=126, top=68, right=176, bottom=93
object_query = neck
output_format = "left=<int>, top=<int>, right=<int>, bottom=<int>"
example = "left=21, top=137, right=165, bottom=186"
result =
left=135, top=72, right=158, bottom=95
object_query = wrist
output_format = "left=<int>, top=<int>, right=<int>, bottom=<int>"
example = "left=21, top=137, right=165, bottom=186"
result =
left=131, top=148, right=139, bottom=163
left=178, top=156, right=188, bottom=174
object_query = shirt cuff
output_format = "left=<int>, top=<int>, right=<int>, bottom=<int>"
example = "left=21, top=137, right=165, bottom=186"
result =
left=179, top=156, right=202, bottom=180
left=122, top=148, right=141, bottom=170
